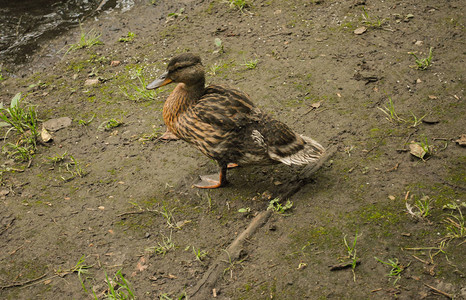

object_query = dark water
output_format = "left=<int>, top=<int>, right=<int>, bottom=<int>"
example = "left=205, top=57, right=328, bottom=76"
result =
left=0, top=0, right=134, bottom=67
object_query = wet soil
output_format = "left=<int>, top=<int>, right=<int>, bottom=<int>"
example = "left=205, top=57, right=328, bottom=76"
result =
left=1, top=0, right=465, bottom=299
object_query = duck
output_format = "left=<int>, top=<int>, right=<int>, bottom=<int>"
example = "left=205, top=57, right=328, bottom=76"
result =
left=146, top=53, right=325, bottom=188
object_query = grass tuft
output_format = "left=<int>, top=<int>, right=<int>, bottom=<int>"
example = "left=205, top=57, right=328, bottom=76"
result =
left=0, top=93, right=38, bottom=162
left=343, top=231, right=359, bottom=281
left=267, top=198, right=293, bottom=214
left=104, top=269, right=135, bottom=299
left=409, top=47, right=433, bottom=70
left=118, top=32, right=136, bottom=43
left=63, top=23, right=103, bottom=57
left=242, top=59, right=259, bottom=69
left=378, top=96, right=404, bottom=123
left=375, top=257, right=406, bottom=285
left=98, top=118, right=123, bottom=131
left=120, top=67, right=157, bottom=101
left=146, top=232, right=175, bottom=255
left=228, top=0, right=249, bottom=12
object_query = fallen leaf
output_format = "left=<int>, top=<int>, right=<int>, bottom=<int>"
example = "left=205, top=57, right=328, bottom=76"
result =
left=297, top=262, right=307, bottom=270
left=388, top=195, right=396, bottom=201
left=40, top=126, right=53, bottom=143
left=428, top=95, right=437, bottom=100
left=43, top=279, right=52, bottom=285
left=455, top=134, right=466, bottom=146
left=98, top=206, right=105, bottom=210
left=409, top=142, right=426, bottom=159
left=311, top=101, right=322, bottom=109
left=354, top=26, right=367, bottom=35
left=404, top=13, right=414, bottom=22
left=175, top=220, right=192, bottom=228
left=136, top=256, right=148, bottom=272
left=84, top=78, right=100, bottom=86
left=110, top=60, right=121, bottom=67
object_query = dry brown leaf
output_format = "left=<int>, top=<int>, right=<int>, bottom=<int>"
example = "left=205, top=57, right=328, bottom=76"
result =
left=175, top=220, right=192, bottom=229
left=40, top=126, right=53, bottom=142
left=409, top=142, right=426, bottom=159
left=455, top=134, right=466, bottom=146
left=309, top=101, right=322, bottom=110
left=136, top=256, right=148, bottom=272
left=84, top=78, right=99, bottom=86
left=354, top=27, right=367, bottom=35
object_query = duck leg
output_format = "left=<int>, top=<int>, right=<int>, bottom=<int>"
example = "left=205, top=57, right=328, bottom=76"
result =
left=193, top=165, right=228, bottom=189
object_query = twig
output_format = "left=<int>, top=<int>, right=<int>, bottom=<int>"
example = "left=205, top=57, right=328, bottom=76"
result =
left=116, top=211, right=145, bottom=217
left=96, top=0, right=108, bottom=11
left=412, top=255, right=430, bottom=265
left=424, top=283, right=453, bottom=299
left=0, top=217, right=15, bottom=236
left=190, top=210, right=273, bottom=299
left=0, top=273, right=47, bottom=290
left=404, top=191, right=410, bottom=201
left=329, top=260, right=361, bottom=271
left=386, top=162, right=400, bottom=172
left=117, top=209, right=158, bottom=217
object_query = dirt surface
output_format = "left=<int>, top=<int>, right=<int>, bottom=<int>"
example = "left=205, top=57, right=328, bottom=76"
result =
left=1, top=0, right=465, bottom=299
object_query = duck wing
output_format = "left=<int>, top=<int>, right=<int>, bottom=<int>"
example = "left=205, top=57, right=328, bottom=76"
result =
left=249, top=110, right=326, bottom=166
left=174, top=85, right=255, bottom=162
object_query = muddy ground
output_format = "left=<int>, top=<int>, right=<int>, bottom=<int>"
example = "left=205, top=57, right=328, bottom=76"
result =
left=0, top=0, right=465, bottom=299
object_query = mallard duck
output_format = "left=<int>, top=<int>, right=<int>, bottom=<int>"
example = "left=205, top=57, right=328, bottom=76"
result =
left=146, top=53, right=325, bottom=188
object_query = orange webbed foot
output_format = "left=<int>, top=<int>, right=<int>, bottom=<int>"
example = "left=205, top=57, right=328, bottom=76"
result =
left=193, top=175, right=226, bottom=189
left=192, top=165, right=228, bottom=189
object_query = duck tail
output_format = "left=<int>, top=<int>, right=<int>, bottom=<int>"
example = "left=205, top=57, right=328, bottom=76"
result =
left=274, top=135, right=326, bottom=166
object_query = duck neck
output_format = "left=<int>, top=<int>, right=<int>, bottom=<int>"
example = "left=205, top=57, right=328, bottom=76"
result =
left=163, top=81, right=205, bottom=130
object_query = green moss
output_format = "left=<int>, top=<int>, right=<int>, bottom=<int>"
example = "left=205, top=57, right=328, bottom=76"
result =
left=159, top=25, right=180, bottom=38
left=0, top=259, right=48, bottom=283
left=405, top=181, right=461, bottom=208
left=358, top=203, right=402, bottom=225
left=446, top=156, right=466, bottom=185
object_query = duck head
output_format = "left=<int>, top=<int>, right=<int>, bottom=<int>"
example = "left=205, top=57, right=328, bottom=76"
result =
left=146, top=53, right=205, bottom=90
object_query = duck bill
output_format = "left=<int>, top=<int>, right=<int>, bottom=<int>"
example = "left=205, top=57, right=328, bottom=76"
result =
left=146, top=71, right=172, bottom=90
